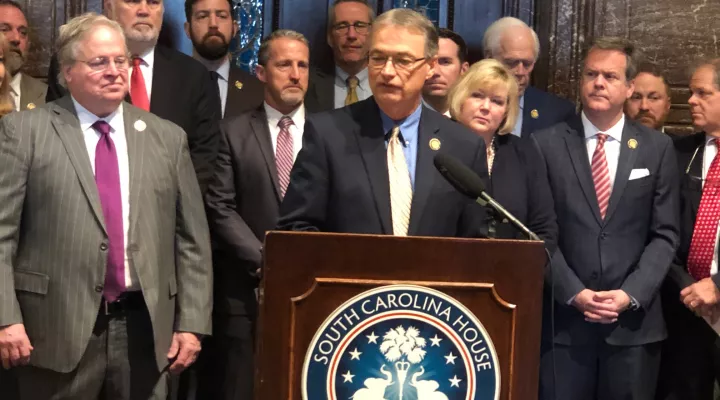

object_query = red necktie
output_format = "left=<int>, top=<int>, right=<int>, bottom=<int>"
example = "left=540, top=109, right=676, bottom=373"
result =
left=276, top=116, right=295, bottom=198
left=93, top=120, right=125, bottom=302
left=687, top=140, right=720, bottom=280
left=591, top=133, right=611, bottom=219
left=130, top=57, right=150, bottom=111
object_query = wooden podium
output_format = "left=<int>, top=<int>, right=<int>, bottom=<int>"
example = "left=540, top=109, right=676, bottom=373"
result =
left=256, top=231, right=546, bottom=400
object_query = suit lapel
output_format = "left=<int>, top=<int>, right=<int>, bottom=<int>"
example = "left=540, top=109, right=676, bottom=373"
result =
left=250, top=106, right=282, bottom=201
left=564, top=118, right=603, bottom=224
left=124, top=104, right=146, bottom=237
left=604, top=122, right=640, bottom=222
left=50, top=97, right=107, bottom=234
left=149, top=47, right=168, bottom=113
left=408, top=108, right=439, bottom=235
left=354, top=99, right=392, bottom=233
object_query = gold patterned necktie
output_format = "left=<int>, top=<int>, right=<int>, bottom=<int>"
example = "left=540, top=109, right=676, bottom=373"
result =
left=387, top=126, right=413, bottom=236
left=345, top=76, right=359, bottom=106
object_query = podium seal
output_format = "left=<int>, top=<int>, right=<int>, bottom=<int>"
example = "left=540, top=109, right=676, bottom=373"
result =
left=302, top=284, right=500, bottom=400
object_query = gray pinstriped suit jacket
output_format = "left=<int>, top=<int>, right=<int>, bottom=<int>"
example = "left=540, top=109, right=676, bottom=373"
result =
left=0, top=96, right=213, bottom=373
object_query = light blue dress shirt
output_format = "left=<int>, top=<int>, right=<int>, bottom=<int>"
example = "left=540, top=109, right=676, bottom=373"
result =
left=379, top=103, right=422, bottom=189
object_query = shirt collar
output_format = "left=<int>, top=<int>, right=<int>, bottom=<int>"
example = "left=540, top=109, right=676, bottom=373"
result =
left=335, top=66, right=369, bottom=89
left=9, top=72, right=21, bottom=96
left=215, top=58, right=230, bottom=82
left=71, top=96, right=124, bottom=134
left=581, top=111, right=625, bottom=142
left=135, top=46, right=155, bottom=67
left=199, top=56, right=230, bottom=82
left=380, top=102, right=422, bottom=143
left=263, top=101, right=306, bottom=129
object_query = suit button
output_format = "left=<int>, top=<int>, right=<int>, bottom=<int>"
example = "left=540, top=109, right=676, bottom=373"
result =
left=600, top=233, right=607, bottom=240
left=591, top=272, right=599, bottom=279
left=95, top=284, right=104, bottom=293
left=100, top=243, right=108, bottom=251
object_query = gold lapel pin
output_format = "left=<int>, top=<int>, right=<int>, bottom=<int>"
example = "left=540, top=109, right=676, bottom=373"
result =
left=234, top=80, right=243, bottom=90
left=429, top=138, right=441, bottom=151
left=530, top=109, right=539, bottom=119
left=26, top=103, right=36, bottom=110
left=628, top=138, right=638, bottom=149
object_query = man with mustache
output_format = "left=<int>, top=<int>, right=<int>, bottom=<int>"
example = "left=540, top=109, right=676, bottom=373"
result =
left=305, top=0, right=374, bottom=112
left=204, top=30, right=310, bottom=400
left=625, top=66, right=671, bottom=131
left=421, top=28, right=469, bottom=117
left=483, top=17, right=576, bottom=137
left=657, top=59, right=720, bottom=400
left=0, top=0, right=46, bottom=111
left=184, top=0, right=264, bottom=119
left=533, top=37, right=679, bottom=399
left=46, top=0, right=221, bottom=194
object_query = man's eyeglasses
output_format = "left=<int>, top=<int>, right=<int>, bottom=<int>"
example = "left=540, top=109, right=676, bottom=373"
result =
left=332, top=21, right=371, bottom=35
left=368, top=54, right=427, bottom=71
left=76, top=56, right=130, bottom=72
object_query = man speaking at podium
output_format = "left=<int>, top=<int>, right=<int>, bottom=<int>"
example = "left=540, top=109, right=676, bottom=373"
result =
left=278, top=8, right=487, bottom=238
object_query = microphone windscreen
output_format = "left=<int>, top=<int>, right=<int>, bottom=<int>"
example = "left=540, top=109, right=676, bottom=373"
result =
left=433, top=152, right=485, bottom=199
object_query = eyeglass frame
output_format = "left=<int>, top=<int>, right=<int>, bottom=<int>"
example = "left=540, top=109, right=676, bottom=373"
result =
left=332, top=21, right=372, bottom=35
left=74, top=55, right=131, bottom=72
left=367, top=52, right=429, bottom=72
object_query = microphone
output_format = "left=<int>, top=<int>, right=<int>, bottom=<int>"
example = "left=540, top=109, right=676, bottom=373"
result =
left=433, top=152, right=541, bottom=241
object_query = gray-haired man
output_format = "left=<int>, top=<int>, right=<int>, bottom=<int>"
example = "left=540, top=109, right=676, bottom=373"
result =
left=0, top=13, right=212, bottom=400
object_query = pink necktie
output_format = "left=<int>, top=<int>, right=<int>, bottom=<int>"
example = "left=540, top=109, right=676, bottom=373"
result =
left=276, top=116, right=294, bottom=198
left=591, top=133, right=611, bottom=219
left=93, top=120, right=125, bottom=301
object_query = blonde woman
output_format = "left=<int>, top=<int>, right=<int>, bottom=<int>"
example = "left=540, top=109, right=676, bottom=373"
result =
left=447, top=58, right=556, bottom=241
left=0, top=32, right=14, bottom=117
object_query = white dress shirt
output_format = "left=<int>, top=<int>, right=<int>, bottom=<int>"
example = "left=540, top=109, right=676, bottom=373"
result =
left=334, top=67, right=370, bottom=109
left=702, top=135, right=720, bottom=276
left=130, top=47, right=155, bottom=103
left=510, top=94, right=525, bottom=137
left=200, top=57, right=230, bottom=117
left=582, top=111, right=625, bottom=190
left=264, top=102, right=305, bottom=161
left=9, top=73, right=22, bottom=111
left=73, top=98, right=139, bottom=291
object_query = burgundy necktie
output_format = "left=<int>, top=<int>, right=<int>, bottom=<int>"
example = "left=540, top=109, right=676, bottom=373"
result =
left=688, top=140, right=720, bottom=280
left=130, top=57, right=150, bottom=111
left=93, top=120, right=125, bottom=302
left=591, top=133, right=611, bottom=219
left=276, top=116, right=295, bottom=198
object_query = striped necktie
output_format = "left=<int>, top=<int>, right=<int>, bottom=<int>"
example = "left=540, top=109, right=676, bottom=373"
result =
left=387, top=126, right=412, bottom=236
left=276, top=116, right=295, bottom=198
left=591, top=133, right=611, bottom=219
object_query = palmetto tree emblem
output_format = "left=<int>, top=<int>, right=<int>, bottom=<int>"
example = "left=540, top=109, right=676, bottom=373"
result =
left=380, top=326, right=427, bottom=399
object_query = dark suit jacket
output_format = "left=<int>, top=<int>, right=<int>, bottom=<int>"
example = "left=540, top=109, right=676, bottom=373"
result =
left=534, top=116, right=679, bottom=346
left=277, top=97, right=488, bottom=237
left=521, top=86, right=576, bottom=137
left=205, top=106, right=281, bottom=320
left=488, top=134, right=558, bottom=249
left=304, top=66, right=334, bottom=114
left=46, top=46, right=221, bottom=192
left=220, top=66, right=264, bottom=120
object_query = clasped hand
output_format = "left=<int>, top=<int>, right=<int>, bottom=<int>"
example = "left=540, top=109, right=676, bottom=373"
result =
left=681, top=278, right=720, bottom=323
left=573, top=289, right=631, bottom=324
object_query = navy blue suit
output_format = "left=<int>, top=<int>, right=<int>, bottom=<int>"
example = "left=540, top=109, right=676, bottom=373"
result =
left=521, top=86, right=576, bottom=137
left=533, top=116, right=679, bottom=400
left=488, top=134, right=558, bottom=248
left=277, top=97, right=488, bottom=237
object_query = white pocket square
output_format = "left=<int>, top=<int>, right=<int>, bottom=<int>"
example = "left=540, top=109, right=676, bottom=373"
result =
left=629, top=168, right=650, bottom=180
